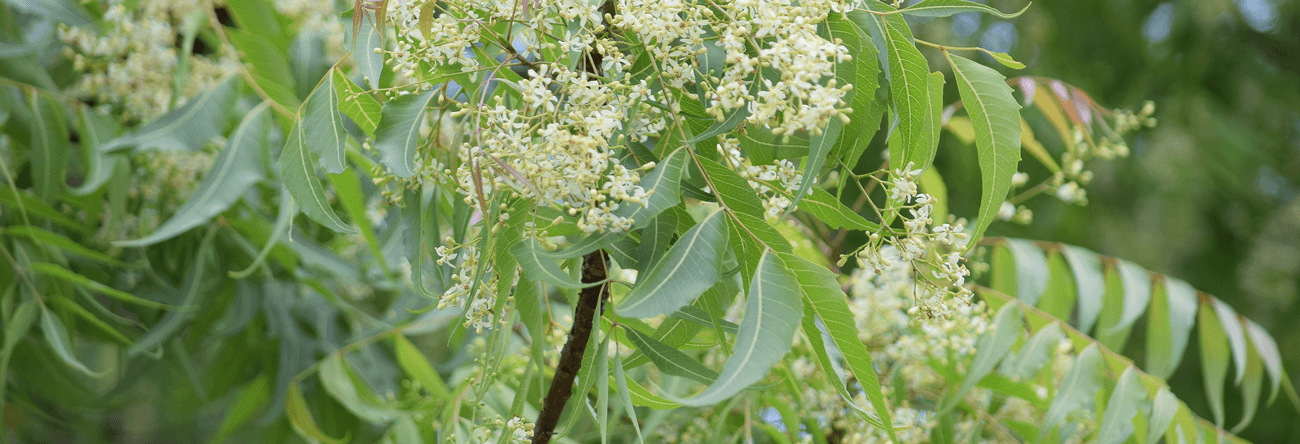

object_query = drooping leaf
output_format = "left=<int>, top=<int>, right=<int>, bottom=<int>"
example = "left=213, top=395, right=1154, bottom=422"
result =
left=39, top=306, right=105, bottom=377
left=615, top=147, right=688, bottom=229
left=623, top=327, right=718, bottom=384
left=286, top=384, right=348, bottom=443
left=209, top=375, right=271, bottom=444
left=1037, top=250, right=1076, bottom=322
left=70, top=107, right=122, bottom=196
left=349, top=14, right=385, bottom=89
left=394, top=334, right=451, bottom=400
left=1097, top=366, right=1149, bottom=444
left=128, top=228, right=217, bottom=356
left=1243, top=320, right=1283, bottom=405
left=30, top=263, right=168, bottom=309
left=900, top=0, right=1030, bottom=18
left=333, top=69, right=382, bottom=135
left=947, top=303, right=1022, bottom=412
left=1211, top=300, right=1249, bottom=387
left=4, top=226, right=120, bottom=265
left=1145, top=387, right=1179, bottom=444
left=1199, top=301, right=1230, bottom=427
left=1147, top=277, right=1197, bottom=379
left=618, top=210, right=727, bottom=318
left=1001, top=321, right=1064, bottom=381
left=101, top=76, right=240, bottom=153
left=279, top=104, right=358, bottom=234
left=1112, top=259, right=1152, bottom=334
left=833, top=12, right=883, bottom=172
left=670, top=251, right=801, bottom=406
left=1038, top=343, right=1103, bottom=441
left=782, top=252, right=896, bottom=440
left=612, top=351, right=647, bottom=444
left=1231, top=335, right=1264, bottom=433
left=374, top=89, right=437, bottom=178
left=800, top=188, right=881, bottom=231
left=1061, top=244, right=1105, bottom=334
left=320, top=352, right=403, bottom=423
left=29, top=92, right=68, bottom=202
left=228, top=29, right=300, bottom=110
left=794, top=117, right=839, bottom=210
left=1005, top=239, right=1049, bottom=306
left=116, top=103, right=271, bottom=247
left=946, top=53, right=1021, bottom=246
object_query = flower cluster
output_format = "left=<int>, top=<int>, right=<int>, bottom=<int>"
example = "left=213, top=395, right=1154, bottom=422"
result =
left=58, top=0, right=237, bottom=122
left=435, top=237, right=499, bottom=333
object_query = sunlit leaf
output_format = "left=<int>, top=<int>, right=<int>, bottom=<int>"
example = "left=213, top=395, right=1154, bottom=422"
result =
left=616, top=147, right=689, bottom=229
left=116, top=103, right=271, bottom=247
left=670, top=251, right=801, bottom=406
left=333, top=69, right=382, bottom=135
left=394, top=334, right=451, bottom=400
left=1147, top=277, right=1197, bottom=379
left=1111, top=259, right=1152, bottom=334
left=1145, top=387, right=1179, bottom=444
left=782, top=252, right=896, bottom=440
left=1004, top=239, right=1049, bottom=306
left=512, top=239, right=587, bottom=288
left=865, top=7, right=932, bottom=175
left=619, top=210, right=727, bottom=318
left=900, top=0, right=1030, bottom=18
left=946, top=53, right=1021, bottom=246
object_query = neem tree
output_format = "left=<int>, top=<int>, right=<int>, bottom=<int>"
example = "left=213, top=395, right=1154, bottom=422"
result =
left=0, top=0, right=1295, bottom=442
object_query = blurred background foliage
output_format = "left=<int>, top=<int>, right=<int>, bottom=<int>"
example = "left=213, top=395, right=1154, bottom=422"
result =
left=926, top=0, right=1300, bottom=441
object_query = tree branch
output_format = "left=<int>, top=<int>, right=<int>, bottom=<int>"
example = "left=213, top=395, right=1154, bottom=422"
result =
left=532, top=250, right=609, bottom=444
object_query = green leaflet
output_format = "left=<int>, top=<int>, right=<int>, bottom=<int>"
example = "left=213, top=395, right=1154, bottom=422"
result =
left=333, top=68, right=382, bottom=135
left=670, top=251, right=801, bottom=406
left=374, top=88, right=437, bottom=178
left=612, top=351, right=647, bottom=444
left=349, top=15, right=385, bottom=89
left=1096, top=366, right=1148, bottom=444
left=70, top=107, right=122, bottom=196
left=866, top=7, right=932, bottom=173
left=511, top=239, right=589, bottom=289
left=4, top=225, right=121, bottom=265
left=286, top=384, right=348, bottom=443
left=900, top=0, right=1031, bottom=18
left=1243, top=320, right=1283, bottom=405
left=301, top=74, right=349, bottom=174
left=1005, top=239, right=1049, bottom=306
left=320, top=352, right=404, bottom=423
left=618, top=210, right=727, bottom=318
left=279, top=99, right=358, bottom=234
left=637, top=212, right=677, bottom=272
left=1111, top=259, right=1152, bottom=334
left=393, top=334, right=451, bottom=400
left=229, top=29, right=299, bottom=110
left=29, top=92, right=68, bottom=202
left=696, top=156, right=766, bottom=218
left=116, top=103, right=271, bottom=247
left=1037, top=343, right=1102, bottom=442
left=945, top=303, right=1022, bottom=413
left=946, top=54, right=1021, bottom=247
left=1198, top=301, right=1230, bottom=427
left=1147, top=277, right=1198, bottom=379
left=1209, top=300, right=1250, bottom=388
left=101, top=76, right=240, bottom=153
left=1001, top=321, right=1064, bottom=380
left=1231, top=337, right=1263, bottom=433
left=800, top=188, right=880, bottom=231
left=208, top=376, right=270, bottom=444
left=1061, top=244, right=1105, bottom=334
left=741, top=126, right=808, bottom=166
left=1037, top=250, right=1076, bottom=322
left=623, top=327, right=718, bottom=384
left=782, top=252, right=896, bottom=441
left=127, top=227, right=218, bottom=356
left=793, top=113, right=842, bottom=210
left=39, top=306, right=106, bottom=377
left=1145, top=387, right=1179, bottom=444
left=30, top=262, right=168, bottom=309
left=829, top=12, right=882, bottom=172
left=615, top=147, right=688, bottom=229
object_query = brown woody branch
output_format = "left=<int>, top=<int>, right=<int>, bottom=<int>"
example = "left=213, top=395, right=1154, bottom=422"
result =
left=532, top=250, right=609, bottom=444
